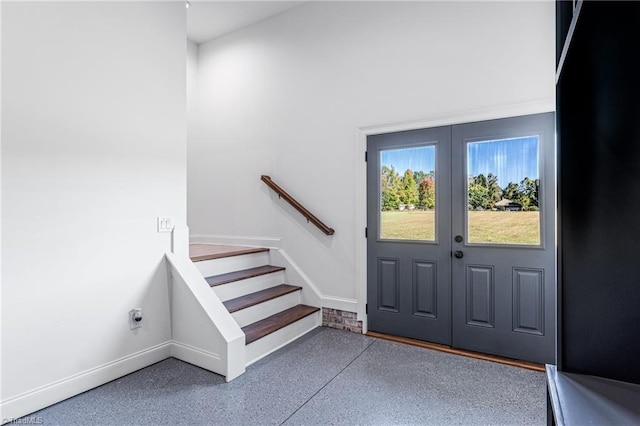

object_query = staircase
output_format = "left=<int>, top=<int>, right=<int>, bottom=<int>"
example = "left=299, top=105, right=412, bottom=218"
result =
left=189, top=243, right=321, bottom=366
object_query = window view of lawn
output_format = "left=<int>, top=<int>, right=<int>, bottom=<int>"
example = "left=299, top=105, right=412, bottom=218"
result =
left=379, top=136, right=541, bottom=245
left=467, top=211, right=540, bottom=244
left=381, top=210, right=436, bottom=240
left=380, top=210, right=540, bottom=244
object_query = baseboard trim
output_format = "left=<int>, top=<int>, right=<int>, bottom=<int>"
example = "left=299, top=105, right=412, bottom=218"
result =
left=367, top=331, right=545, bottom=372
left=0, top=341, right=172, bottom=423
left=170, top=341, right=224, bottom=377
left=274, top=249, right=322, bottom=307
left=189, top=234, right=282, bottom=249
left=321, top=296, right=358, bottom=314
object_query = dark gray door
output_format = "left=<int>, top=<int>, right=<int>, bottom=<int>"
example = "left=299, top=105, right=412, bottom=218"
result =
left=367, top=126, right=452, bottom=345
left=451, top=113, right=555, bottom=364
left=367, top=113, right=555, bottom=364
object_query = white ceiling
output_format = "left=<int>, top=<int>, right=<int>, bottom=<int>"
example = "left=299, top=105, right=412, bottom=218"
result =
left=187, top=1, right=305, bottom=44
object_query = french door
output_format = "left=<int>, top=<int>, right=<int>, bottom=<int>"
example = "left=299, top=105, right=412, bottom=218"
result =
left=366, top=113, right=555, bottom=364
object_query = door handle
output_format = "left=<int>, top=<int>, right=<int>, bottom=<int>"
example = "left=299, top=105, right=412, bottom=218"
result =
left=453, top=250, right=464, bottom=259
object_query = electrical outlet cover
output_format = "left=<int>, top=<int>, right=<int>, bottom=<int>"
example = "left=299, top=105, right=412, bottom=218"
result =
left=129, top=308, right=142, bottom=330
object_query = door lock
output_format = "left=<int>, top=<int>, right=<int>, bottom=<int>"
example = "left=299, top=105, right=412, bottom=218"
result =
left=453, top=250, right=464, bottom=259
left=454, top=235, right=463, bottom=243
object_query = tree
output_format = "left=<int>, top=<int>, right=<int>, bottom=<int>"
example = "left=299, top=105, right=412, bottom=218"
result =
left=400, top=169, right=418, bottom=206
left=518, top=177, right=539, bottom=209
left=468, top=173, right=500, bottom=210
left=468, top=184, right=490, bottom=210
left=500, top=177, right=539, bottom=211
left=475, top=173, right=487, bottom=188
left=502, top=182, right=520, bottom=202
left=381, top=165, right=401, bottom=211
left=418, top=177, right=436, bottom=209
left=381, top=166, right=437, bottom=211
left=486, top=173, right=502, bottom=206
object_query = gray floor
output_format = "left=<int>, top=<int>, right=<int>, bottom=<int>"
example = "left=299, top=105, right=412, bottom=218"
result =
left=24, top=328, right=546, bottom=425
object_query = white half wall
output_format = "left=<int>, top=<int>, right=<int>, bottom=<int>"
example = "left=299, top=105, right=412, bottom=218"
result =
left=188, top=2, right=555, bottom=312
left=166, top=252, right=245, bottom=382
left=1, top=2, right=186, bottom=419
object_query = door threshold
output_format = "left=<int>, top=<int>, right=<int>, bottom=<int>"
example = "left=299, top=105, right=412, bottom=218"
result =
left=366, top=331, right=545, bottom=373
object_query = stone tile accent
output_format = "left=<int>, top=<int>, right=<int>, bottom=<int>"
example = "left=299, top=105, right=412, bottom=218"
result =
left=322, top=308, right=363, bottom=334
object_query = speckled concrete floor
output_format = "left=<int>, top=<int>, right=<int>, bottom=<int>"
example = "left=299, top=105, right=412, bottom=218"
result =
left=23, top=327, right=546, bottom=425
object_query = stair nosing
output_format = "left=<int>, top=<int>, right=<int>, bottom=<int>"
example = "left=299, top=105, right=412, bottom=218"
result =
left=205, top=265, right=286, bottom=287
left=242, top=305, right=320, bottom=345
left=223, top=284, right=302, bottom=313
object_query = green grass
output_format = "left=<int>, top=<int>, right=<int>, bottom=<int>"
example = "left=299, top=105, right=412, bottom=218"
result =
left=468, top=211, right=540, bottom=244
left=381, top=210, right=540, bottom=244
left=381, top=210, right=436, bottom=240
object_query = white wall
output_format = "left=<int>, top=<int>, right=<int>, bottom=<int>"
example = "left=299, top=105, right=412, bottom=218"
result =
left=189, top=2, right=555, bottom=309
left=187, top=40, right=199, bottom=137
left=1, top=1, right=186, bottom=418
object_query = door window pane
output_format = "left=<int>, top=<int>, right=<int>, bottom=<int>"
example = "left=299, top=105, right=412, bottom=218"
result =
left=466, top=136, right=540, bottom=245
left=380, top=145, right=436, bottom=241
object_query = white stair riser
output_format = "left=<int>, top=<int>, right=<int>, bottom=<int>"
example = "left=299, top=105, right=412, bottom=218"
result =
left=245, top=312, right=320, bottom=366
left=232, top=291, right=301, bottom=328
left=213, top=272, right=285, bottom=302
left=194, top=252, right=269, bottom=277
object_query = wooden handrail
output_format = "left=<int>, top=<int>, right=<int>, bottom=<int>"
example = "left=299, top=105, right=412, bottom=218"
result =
left=261, top=175, right=335, bottom=236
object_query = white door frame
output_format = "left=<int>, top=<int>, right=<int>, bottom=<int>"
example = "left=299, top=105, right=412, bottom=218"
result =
left=354, top=99, right=555, bottom=334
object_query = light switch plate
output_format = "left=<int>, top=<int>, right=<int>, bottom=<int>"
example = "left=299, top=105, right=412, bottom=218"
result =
left=157, top=217, right=173, bottom=233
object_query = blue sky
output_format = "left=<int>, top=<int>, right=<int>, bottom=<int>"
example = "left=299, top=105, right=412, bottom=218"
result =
left=380, top=136, right=538, bottom=188
left=381, top=146, right=436, bottom=176
left=467, top=136, right=539, bottom=187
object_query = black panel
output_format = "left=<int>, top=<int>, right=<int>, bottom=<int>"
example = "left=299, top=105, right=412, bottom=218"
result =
left=558, top=1, right=640, bottom=384
left=556, top=0, right=575, bottom=67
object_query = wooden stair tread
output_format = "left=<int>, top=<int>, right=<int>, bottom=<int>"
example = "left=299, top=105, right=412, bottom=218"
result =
left=205, top=265, right=285, bottom=287
left=242, top=305, right=320, bottom=345
left=189, top=244, right=269, bottom=262
left=223, top=284, right=302, bottom=313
